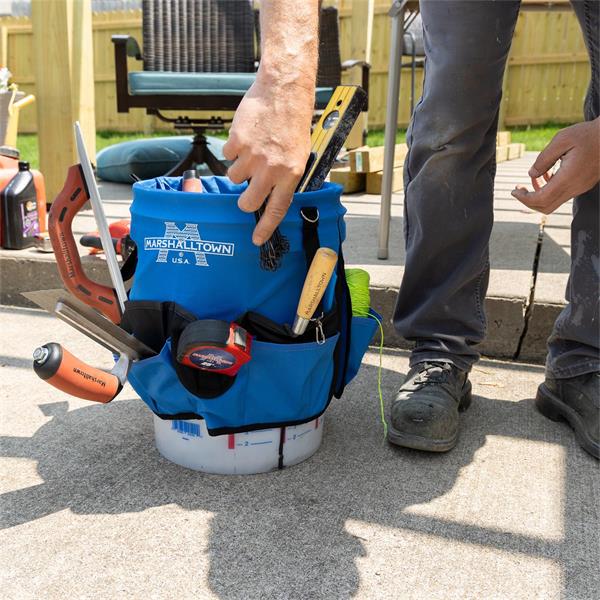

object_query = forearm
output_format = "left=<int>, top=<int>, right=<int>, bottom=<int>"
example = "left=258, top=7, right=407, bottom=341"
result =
left=257, top=0, right=319, bottom=96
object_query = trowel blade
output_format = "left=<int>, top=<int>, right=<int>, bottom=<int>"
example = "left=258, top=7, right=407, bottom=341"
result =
left=23, top=289, right=155, bottom=360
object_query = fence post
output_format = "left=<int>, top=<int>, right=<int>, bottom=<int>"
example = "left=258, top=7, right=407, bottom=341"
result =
left=31, top=0, right=96, bottom=199
left=346, top=0, right=374, bottom=148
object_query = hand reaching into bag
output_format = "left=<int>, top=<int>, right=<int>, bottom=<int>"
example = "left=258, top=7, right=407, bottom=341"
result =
left=223, top=0, right=319, bottom=247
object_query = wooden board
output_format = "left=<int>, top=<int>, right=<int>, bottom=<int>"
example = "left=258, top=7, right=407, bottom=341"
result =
left=349, top=143, right=408, bottom=173
left=496, top=145, right=510, bottom=163
left=496, top=142, right=525, bottom=163
left=330, top=167, right=366, bottom=193
left=508, top=142, right=525, bottom=159
left=496, top=131, right=512, bottom=146
left=31, top=0, right=96, bottom=198
left=366, top=165, right=403, bottom=195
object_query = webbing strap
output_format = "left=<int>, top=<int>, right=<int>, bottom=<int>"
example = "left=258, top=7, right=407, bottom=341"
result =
left=301, top=206, right=323, bottom=316
left=301, top=206, right=320, bottom=268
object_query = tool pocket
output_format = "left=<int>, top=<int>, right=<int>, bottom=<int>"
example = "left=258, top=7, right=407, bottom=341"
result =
left=127, top=338, right=249, bottom=427
left=127, top=334, right=338, bottom=435
left=123, top=300, right=340, bottom=434
left=238, top=333, right=339, bottom=433
left=344, top=310, right=380, bottom=385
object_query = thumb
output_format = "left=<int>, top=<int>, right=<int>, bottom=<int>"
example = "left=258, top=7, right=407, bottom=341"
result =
left=529, top=130, right=572, bottom=178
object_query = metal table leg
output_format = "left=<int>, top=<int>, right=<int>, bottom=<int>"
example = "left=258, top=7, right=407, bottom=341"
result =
left=377, top=0, right=407, bottom=260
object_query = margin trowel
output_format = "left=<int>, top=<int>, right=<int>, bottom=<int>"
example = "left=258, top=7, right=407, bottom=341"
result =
left=23, top=289, right=155, bottom=403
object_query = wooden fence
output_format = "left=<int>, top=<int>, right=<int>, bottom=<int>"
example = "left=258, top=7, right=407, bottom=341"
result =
left=1, top=1, right=589, bottom=134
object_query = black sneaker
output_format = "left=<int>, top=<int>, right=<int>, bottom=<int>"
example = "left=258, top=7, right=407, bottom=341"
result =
left=536, top=372, right=599, bottom=460
left=388, top=361, right=472, bottom=452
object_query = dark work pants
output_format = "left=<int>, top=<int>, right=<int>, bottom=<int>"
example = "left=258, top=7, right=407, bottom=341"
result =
left=394, top=0, right=600, bottom=378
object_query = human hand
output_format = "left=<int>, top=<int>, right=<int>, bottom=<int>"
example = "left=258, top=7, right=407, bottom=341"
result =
left=223, top=74, right=314, bottom=246
left=511, top=118, right=600, bottom=214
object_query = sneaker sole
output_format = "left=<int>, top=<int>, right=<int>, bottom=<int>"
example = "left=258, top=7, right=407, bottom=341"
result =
left=387, top=383, right=472, bottom=453
left=535, top=383, right=599, bottom=460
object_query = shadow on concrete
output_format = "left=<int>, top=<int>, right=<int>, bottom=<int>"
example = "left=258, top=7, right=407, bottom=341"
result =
left=0, top=362, right=596, bottom=598
left=344, top=216, right=570, bottom=273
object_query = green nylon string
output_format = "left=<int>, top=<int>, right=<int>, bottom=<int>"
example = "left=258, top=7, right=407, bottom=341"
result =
left=345, top=268, right=388, bottom=439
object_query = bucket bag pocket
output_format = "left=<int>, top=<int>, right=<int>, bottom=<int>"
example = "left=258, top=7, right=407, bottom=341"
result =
left=344, top=309, right=381, bottom=385
left=123, top=300, right=340, bottom=434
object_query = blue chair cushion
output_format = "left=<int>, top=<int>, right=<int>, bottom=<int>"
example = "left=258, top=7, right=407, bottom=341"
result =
left=96, top=135, right=227, bottom=183
left=128, top=71, right=334, bottom=108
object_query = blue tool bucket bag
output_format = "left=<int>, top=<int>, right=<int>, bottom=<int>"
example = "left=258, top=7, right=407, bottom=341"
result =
left=121, top=176, right=378, bottom=435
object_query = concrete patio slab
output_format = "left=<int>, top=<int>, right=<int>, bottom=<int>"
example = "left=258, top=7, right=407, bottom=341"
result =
left=519, top=206, right=572, bottom=362
left=1, top=306, right=598, bottom=600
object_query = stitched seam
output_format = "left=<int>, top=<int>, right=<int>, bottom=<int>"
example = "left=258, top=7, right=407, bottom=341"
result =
left=474, top=259, right=489, bottom=328
left=584, top=0, right=599, bottom=117
left=404, top=61, right=427, bottom=246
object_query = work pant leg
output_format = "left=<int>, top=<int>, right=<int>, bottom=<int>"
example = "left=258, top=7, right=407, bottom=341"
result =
left=394, top=0, right=521, bottom=371
left=546, top=0, right=600, bottom=378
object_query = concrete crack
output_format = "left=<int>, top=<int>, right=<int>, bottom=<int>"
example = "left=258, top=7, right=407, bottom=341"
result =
left=514, top=215, right=547, bottom=359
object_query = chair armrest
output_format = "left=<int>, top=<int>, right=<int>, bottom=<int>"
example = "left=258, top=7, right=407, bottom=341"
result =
left=341, top=59, right=370, bottom=70
left=340, top=60, right=371, bottom=111
left=111, top=34, right=143, bottom=60
left=111, top=35, right=142, bottom=113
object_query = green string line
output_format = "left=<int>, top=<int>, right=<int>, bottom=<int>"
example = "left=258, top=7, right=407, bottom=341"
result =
left=346, top=268, right=389, bottom=439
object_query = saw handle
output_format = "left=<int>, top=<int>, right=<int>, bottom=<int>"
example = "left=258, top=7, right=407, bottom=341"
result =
left=48, top=165, right=122, bottom=323
left=33, top=343, right=122, bottom=404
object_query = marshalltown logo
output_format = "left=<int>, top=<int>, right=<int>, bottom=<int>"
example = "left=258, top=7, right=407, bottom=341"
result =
left=144, top=222, right=235, bottom=266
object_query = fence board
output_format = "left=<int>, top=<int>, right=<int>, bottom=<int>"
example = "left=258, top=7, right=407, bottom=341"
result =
left=1, top=4, right=590, bottom=134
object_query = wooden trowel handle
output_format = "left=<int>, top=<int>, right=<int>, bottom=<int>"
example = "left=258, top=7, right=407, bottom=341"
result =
left=48, top=165, right=122, bottom=324
left=292, top=247, right=338, bottom=336
left=33, top=343, right=122, bottom=403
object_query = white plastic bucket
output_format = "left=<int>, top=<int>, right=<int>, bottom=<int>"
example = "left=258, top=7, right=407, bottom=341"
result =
left=153, top=415, right=324, bottom=474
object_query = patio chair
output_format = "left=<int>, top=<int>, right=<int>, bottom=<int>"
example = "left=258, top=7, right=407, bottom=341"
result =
left=401, top=14, right=424, bottom=115
left=112, top=1, right=370, bottom=175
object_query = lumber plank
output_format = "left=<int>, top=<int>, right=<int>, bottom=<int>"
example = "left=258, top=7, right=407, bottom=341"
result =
left=330, top=167, right=366, bottom=194
left=496, top=131, right=511, bottom=146
left=349, top=143, right=408, bottom=173
left=366, top=165, right=403, bottom=195
left=496, top=144, right=510, bottom=163
left=508, top=142, right=525, bottom=159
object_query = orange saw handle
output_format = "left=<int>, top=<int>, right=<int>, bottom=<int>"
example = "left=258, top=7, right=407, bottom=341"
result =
left=48, top=164, right=122, bottom=323
left=33, top=343, right=122, bottom=403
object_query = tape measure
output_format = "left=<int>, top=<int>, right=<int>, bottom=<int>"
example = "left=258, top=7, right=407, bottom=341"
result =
left=176, top=320, right=252, bottom=376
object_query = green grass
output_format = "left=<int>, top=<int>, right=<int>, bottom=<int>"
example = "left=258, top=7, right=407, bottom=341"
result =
left=16, top=123, right=567, bottom=171
left=507, top=123, right=567, bottom=151
left=16, top=129, right=228, bottom=171
left=366, top=123, right=567, bottom=152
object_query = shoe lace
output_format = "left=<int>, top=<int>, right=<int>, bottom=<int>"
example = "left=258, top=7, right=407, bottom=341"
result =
left=413, top=362, right=454, bottom=386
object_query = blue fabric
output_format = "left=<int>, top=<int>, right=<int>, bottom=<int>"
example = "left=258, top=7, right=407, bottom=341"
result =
left=129, top=177, right=345, bottom=324
left=345, top=310, right=380, bottom=385
left=128, top=71, right=334, bottom=108
left=128, top=335, right=339, bottom=432
left=96, top=136, right=227, bottom=183
left=126, top=175, right=372, bottom=432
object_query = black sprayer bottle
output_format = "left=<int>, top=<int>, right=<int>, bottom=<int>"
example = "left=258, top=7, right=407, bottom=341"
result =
left=1, top=161, right=39, bottom=249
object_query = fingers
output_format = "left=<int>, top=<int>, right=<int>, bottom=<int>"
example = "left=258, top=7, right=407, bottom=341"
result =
left=222, top=137, right=239, bottom=162
left=511, top=168, right=571, bottom=214
left=238, top=175, right=273, bottom=214
left=252, top=182, right=296, bottom=246
left=529, top=130, right=571, bottom=178
left=227, top=155, right=251, bottom=185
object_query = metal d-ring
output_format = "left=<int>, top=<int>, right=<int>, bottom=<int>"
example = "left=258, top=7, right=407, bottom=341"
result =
left=300, top=207, right=320, bottom=223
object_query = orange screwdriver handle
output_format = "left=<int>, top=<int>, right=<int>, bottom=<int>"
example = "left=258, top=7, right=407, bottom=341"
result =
left=33, top=343, right=122, bottom=403
left=48, top=165, right=122, bottom=324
